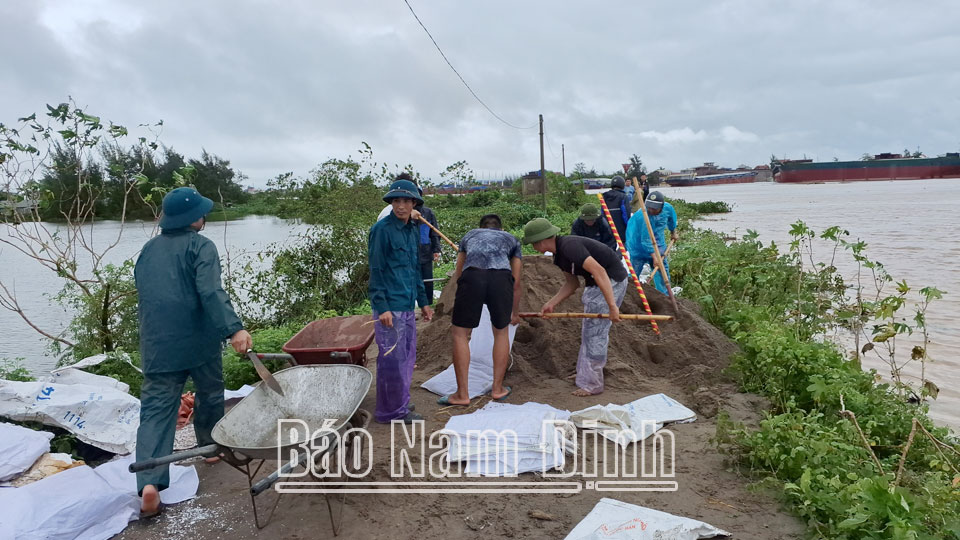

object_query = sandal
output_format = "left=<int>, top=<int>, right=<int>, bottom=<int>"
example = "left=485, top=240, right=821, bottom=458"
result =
left=436, top=395, right=469, bottom=407
left=489, top=386, right=512, bottom=402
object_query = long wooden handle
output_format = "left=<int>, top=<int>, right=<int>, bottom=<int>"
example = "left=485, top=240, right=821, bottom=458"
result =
left=518, top=312, right=673, bottom=321
left=418, top=216, right=458, bottom=251
left=595, top=194, right=661, bottom=334
left=645, top=239, right=675, bottom=284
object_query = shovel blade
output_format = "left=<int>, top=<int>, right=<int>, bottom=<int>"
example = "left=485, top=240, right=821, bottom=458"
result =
left=246, top=351, right=285, bottom=396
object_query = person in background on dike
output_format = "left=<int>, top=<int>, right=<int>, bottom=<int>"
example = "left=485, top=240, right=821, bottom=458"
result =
left=625, top=190, right=678, bottom=295
left=522, top=218, right=628, bottom=397
left=571, top=203, right=617, bottom=251
left=602, top=175, right=631, bottom=240
left=134, top=187, right=253, bottom=518
left=439, top=214, right=522, bottom=407
left=413, top=182, right=443, bottom=301
left=368, top=177, right=434, bottom=424
left=629, top=173, right=650, bottom=213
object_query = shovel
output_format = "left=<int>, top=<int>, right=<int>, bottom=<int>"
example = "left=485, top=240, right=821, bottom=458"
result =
left=246, top=349, right=285, bottom=396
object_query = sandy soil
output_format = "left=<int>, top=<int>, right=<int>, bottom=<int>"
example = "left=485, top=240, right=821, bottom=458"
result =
left=117, top=256, right=805, bottom=539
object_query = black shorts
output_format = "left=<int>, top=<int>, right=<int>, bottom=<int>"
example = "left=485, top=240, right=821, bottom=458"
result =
left=451, top=268, right=515, bottom=329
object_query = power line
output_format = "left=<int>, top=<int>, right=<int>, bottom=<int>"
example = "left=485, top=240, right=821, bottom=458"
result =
left=543, top=129, right=559, bottom=159
left=402, top=0, right=537, bottom=130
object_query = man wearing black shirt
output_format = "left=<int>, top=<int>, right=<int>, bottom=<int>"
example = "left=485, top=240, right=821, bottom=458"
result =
left=522, top=218, right=629, bottom=397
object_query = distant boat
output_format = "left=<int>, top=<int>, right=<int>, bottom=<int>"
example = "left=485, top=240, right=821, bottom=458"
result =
left=665, top=170, right=759, bottom=187
left=774, top=153, right=960, bottom=183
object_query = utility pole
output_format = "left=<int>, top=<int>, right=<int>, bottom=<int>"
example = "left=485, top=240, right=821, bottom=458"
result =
left=562, top=144, right=566, bottom=177
left=539, top=114, right=546, bottom=211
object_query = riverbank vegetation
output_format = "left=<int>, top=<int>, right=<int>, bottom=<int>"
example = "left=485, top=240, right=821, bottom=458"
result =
left=673, top=224, right=959, bottom=538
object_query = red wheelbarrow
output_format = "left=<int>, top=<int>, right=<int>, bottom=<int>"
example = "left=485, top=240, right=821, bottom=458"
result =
left=256, top=315, right=376, bottom=367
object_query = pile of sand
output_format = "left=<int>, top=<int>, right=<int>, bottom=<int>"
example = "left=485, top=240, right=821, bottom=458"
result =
left=417, top=256, right=739, bottom=398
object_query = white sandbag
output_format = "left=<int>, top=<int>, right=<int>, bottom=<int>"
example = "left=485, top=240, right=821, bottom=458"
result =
left=0, top=422, right=54, bottom=481
left=442, top=402, right=571, bottom=476
left=47, top=353, right=142, bottom=394
left=565, top=498, right=729, bottom=539
left=0, top=464, right=139, bottom=540
left=571, top=393, right=696, bottom=447
left=0, top=380, right=140, bottom=454
left=56, top=353, right=142, bottom=374
left=224, top=384, right=256, bottom=402
left=421, top=305, right=517, bottom=398
left=94, top=454, right=199, bottom=505
left=47, top=368, right=130, bottom=394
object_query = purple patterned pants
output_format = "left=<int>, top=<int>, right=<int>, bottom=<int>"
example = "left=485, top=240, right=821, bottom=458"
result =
left=372, top=310, right=417, bottom=422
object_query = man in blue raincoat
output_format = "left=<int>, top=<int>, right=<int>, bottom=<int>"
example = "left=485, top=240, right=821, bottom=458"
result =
left=625, top=191, right=678, bottom=294
left=134, top=187, right=252, bottom=517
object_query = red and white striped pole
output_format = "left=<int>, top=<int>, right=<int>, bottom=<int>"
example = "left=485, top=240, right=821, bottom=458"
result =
left=596, top=194, right=660, bottom=334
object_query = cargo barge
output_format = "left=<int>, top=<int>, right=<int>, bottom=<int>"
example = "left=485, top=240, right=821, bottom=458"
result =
left=665, top=170, right=759, bottom=187
left=664, top=162, right=762, bottom=187
left=774, top=153, right=960, bottom=183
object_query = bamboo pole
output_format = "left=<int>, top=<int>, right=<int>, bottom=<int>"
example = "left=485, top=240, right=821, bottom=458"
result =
left=417, top=215, right=458, bottom=251
left=518, top=312, right=673, bottom=321
left=637, top=203, right=679, bottom=315
left=595, top=194, right=661, bottom=334
left=645, top=239, right=675, bottom=285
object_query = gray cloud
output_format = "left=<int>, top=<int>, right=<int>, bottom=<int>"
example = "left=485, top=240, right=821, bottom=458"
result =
left=3, top=0, right=958, bottom=185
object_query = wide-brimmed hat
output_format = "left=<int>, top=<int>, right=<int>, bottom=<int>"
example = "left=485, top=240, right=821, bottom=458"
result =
left=159, top=187, right=214, bottom=230
left=383, top=179, right=424, bottom=204
left=522, top=218, right=561, bottom=244
left=579, top=203, right=601, bottom=220
left=645, top=191, right=665, bottom=212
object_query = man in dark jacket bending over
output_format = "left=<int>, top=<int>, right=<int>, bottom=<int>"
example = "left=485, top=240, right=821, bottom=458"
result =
left=571, top=203, right=617, bottom=251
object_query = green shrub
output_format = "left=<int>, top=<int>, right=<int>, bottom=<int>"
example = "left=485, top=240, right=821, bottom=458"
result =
left=677, top=221, right=960, bottom=538
left=222, top=325, right=299, bottom=390
left=0, top=358, right=35, bottom=381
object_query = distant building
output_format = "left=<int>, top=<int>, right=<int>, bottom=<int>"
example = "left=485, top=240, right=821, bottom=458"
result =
left=0, top=199, right=39, bottom=218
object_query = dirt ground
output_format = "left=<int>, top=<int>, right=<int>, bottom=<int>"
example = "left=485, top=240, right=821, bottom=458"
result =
left=117, top=256, right=805, bottom=539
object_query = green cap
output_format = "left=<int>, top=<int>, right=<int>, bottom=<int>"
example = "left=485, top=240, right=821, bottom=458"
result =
left=579, top=203, right=600, bottom=219
left=522, top=217, right=561, bottom=244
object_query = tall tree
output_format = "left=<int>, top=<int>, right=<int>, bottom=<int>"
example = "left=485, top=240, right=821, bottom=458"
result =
left=187, top=150, right=248, bottom=205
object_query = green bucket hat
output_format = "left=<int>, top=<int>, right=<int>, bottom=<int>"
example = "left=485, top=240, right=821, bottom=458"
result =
left=579, top=203, right=600, bottom=220
left=159, top=187, right=214, bottom=230
left=383, top=179, right=424, bottom=204
left=522, top=218, right=561, bottom=244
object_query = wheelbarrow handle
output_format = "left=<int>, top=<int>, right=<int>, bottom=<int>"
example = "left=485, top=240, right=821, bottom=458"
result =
left=128, top=444, right=221, bottom=472
left=256, top=353, right=295, bottom=362
left=251, top=451, right=310, bottom=496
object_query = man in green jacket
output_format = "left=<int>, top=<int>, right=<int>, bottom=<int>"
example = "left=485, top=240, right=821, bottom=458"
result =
left=134, top=187, right=252, bottom=517
left=368, top=178, right=434, bottom=423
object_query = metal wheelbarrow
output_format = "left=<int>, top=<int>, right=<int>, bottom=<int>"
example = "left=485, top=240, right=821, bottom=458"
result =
left=130, top=363, right=373, bottom=534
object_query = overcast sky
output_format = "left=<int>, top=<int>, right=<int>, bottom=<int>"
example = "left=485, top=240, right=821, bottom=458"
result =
left=3, top=0, right=959, bottom=186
